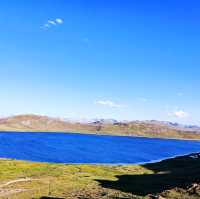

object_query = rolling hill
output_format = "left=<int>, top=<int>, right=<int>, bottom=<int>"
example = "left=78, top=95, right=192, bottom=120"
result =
left=0, top=114, right=200, bottom=140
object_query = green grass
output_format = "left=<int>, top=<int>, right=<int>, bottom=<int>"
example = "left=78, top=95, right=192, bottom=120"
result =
left=0, top=153, right=200, bottom=198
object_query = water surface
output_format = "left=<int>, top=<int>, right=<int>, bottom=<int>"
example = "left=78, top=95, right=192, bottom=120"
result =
left=0, top=132, right=200, bottom=164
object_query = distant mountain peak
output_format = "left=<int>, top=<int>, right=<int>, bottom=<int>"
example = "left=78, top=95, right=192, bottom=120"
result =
left=0, top=114, right=199, bottom=139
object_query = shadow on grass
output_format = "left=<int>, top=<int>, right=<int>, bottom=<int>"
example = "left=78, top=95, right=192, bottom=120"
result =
left=97, top=153, right=200, bottom=196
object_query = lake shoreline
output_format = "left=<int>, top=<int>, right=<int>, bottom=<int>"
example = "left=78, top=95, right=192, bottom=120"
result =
left=0, top=131, right=199, bottom=164
left=0, top=130, right=200, bottom=141
left=0, top=151, right=199, bottom=166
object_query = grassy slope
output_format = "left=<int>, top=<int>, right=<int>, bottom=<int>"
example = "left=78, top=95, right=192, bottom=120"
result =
left=0, top=153, right=200, bottom=199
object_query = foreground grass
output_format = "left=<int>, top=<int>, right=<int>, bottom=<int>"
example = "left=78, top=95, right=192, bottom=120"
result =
left=0, top=153, right=200, bottom=199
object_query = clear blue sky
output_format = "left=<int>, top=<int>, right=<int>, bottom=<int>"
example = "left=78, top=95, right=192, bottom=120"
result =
left=0, top=0, right=199, bottom=124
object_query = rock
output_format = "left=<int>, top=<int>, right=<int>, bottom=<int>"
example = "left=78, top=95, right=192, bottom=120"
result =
left=147, top=194, right=158, bottom=199
left=187, top=183, right=199, bottom=195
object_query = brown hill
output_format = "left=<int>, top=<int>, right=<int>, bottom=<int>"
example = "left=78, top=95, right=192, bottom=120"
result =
left=0, top=114, right=200, bottom=140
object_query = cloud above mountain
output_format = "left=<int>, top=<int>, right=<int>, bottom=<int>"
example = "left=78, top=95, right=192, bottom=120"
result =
left=95, top=100, right=126, bottom=108
left=43, top=18, right=64, bottom=29
left=169, top=110, right=189, bottom=118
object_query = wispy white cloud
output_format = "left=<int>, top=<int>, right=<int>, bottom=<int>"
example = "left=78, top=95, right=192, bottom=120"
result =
left=95, top=100, right=126, bottom=108
left=44, top=23, right=50, bottom=28
left=168, top=110, right=189, bottom=118
left=48, top=20, right=57, bottom=26
left=42, top=18, right=64, bottom=29
left=55, top=18, right=64, bottom=24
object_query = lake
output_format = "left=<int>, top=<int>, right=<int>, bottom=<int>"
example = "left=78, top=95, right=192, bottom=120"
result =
left=0, top=132, right=200, bottom=164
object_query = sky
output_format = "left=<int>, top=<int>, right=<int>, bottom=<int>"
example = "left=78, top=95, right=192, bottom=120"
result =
left=0, top=0, right=200, bottom=125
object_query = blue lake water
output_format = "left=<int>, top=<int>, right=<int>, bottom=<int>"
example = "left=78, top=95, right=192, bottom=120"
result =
left=0, top=132, right=200, bottom=164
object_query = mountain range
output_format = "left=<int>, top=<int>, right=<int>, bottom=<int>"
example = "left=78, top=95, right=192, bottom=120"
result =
left=0, top=114, right=200, bottom=139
